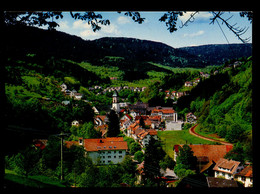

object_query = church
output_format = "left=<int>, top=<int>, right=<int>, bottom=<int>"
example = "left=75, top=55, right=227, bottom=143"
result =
left=111, top=91, right=120, bottom=113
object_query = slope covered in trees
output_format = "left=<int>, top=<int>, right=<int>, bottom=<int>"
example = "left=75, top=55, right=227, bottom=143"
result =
left=6, top=25, right=252, bottom=68
left=172, top=57, right=253, bottom=162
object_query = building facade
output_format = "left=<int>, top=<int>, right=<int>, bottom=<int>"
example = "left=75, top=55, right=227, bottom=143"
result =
left=66, top=137, right=128, bottom=165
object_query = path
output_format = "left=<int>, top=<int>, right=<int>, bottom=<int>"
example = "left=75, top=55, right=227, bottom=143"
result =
left=189, top=124, right=233, bottom=145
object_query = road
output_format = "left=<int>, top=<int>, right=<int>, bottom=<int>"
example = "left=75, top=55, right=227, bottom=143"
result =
left=189, top=124, right=233, bottom=145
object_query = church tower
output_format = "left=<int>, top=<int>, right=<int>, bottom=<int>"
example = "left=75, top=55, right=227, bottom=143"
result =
left=112, top=91, right=120, bottom=113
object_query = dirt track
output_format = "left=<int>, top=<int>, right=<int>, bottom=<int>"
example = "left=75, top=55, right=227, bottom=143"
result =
left=189, top=124, right=233, bottom=145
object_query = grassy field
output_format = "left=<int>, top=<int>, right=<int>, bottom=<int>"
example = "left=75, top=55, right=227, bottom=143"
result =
left=157, top=130, right=214, bottom=159
left=4, top=169, right=66, bottom=188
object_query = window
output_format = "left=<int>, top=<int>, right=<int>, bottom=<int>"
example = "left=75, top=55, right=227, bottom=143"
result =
left=119, top=151, right=122, bottom=154
left=108, top=156, right=111, bottom=158
left=114, top=155, right=116, bottom=158
left=119, top=155, right=122, bottom=158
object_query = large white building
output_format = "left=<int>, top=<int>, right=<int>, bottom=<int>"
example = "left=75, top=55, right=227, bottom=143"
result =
left=66, top=137, right=128, bottom=165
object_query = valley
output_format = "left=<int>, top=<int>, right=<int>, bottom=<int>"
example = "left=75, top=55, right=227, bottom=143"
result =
left=4, top=25, right=252, bottom=188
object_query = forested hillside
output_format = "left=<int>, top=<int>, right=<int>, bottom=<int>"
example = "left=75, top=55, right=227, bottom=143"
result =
left=6, top=25, right=252, bottom=68
left=179, top=44, right=252, bottom=66
left=174, top=57, right=252, bottom=162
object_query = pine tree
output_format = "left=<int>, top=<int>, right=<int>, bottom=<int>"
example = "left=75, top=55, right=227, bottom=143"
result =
left=143, top=136, right=164, bottom=186
left=107, top=110, right=120, bottom=137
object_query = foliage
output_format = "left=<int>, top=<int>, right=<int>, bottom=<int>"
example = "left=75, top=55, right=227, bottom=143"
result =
left=129, top=141, right=141, bottom=155
left=134, top=151, right=144, bottom=163
left=143, top=137, right=165, bottom=185
left=174, top=144, right=197, bottom=178
left=159, top=155, right=176, bottom=170
left=69, top=122, right=101, bottom=139
left=107, top=110, right=120, bottom=137
left=196, top=58, right=252, bottom=145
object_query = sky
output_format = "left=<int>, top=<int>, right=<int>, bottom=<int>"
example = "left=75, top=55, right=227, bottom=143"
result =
left=54, top=11, right=252, bottom=48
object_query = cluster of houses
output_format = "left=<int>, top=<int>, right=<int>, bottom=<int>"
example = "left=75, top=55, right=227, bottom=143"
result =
left=184, top=78, right=201, bottom=87
left=60, top=83, right=83, bottom=100
left=57, top=78, right=252, bottom=188
left=173, top=144, right=253, bottom=187
left=88, top=85, right=147, bottom=94
left=164, top=90, right=189, bottom=101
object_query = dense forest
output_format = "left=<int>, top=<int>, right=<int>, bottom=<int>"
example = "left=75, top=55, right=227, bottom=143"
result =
left=6, top=25, right=252, bottom=68
left=174, top=57, right=253, bottom=163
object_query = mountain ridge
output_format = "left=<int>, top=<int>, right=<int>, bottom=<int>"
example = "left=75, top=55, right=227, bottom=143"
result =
left=6, top=25, right=252, bottom=68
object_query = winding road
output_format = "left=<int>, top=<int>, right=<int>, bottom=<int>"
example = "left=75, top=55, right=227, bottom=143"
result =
left=189, top=124, right=233, bottom=145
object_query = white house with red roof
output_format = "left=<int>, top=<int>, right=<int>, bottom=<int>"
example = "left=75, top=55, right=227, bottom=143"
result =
left=213, top=158, right=244, bottom=180
left=65, top=137, right=128, bottom=165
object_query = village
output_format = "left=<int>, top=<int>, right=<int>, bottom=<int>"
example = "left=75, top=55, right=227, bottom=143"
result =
left=40, top=74, right=252, bottom=188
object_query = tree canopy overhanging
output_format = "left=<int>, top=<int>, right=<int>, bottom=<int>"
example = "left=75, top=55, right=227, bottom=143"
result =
left=3, top=11, right=252, bottom=43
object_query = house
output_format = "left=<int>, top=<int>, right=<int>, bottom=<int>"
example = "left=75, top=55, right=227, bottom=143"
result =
left=142, top=87, right=147, bottom=91
left=151, top=106, right=177, bottom=121
left=213, top=158, right=244, bottom=180
left=66, top=137, right=128, bottom=165
left=126, top=121, right=140, bottom=138
left=62, top=100, right=70, bottom=106
left=233, top=61, right=242, bottom=68
left=193, top=78, right=201, bottom=85
left=110, top=77, right=118, bottom=80
left=71, top=120, right=79, bottom=127
left=235, top=165, right=253, bottom=187
left=92, top=106, right=99, bottom=115
left=129, top=110, right=140, bottom=120
left=33, top=139, right=48, bottom=150
left=129, top=102, right=149, bottom=115
left=184, top=81, right=193, bottom=87
left=186, top=112, right=197, bottom=123
left=120, top=118, right=132, bottom=131
left=176, top=92, right=184, bottom=99
left=94, top=115, right=108, bottom=126
left=142, top=115, right=161, bottom=129
left=73, top=93, right=83, bottom=100
left=174, top=145, right=233, bottom=172
left=60, top=83, right=67, bottom=92
left=120, top=114, right=132, bottom=131
left=137, top=129, right=158, bottom=147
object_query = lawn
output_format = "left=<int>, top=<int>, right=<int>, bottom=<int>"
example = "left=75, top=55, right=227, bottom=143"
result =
left=157, top=130, right=214, bottom=159
left=4, top=169, right=66, bottom=188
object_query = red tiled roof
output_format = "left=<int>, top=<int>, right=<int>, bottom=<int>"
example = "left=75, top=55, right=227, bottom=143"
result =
left=174, top=144, right=233, bottom=163
left=65, top=140, right=78, bottom=148
left=236, top=166, right=253, bottom=177
left=84, top=137, right=128, bottom=152
left=33, top=139, right=47, bottom=150
left=152, top=108, right=174, bottom=114
left=213, top=158, right=241, bottom=174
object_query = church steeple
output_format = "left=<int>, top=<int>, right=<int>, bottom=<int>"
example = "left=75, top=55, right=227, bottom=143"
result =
left=112, top=91, right=118, bottom=103
left=112, top=91, right=120, bottom=113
